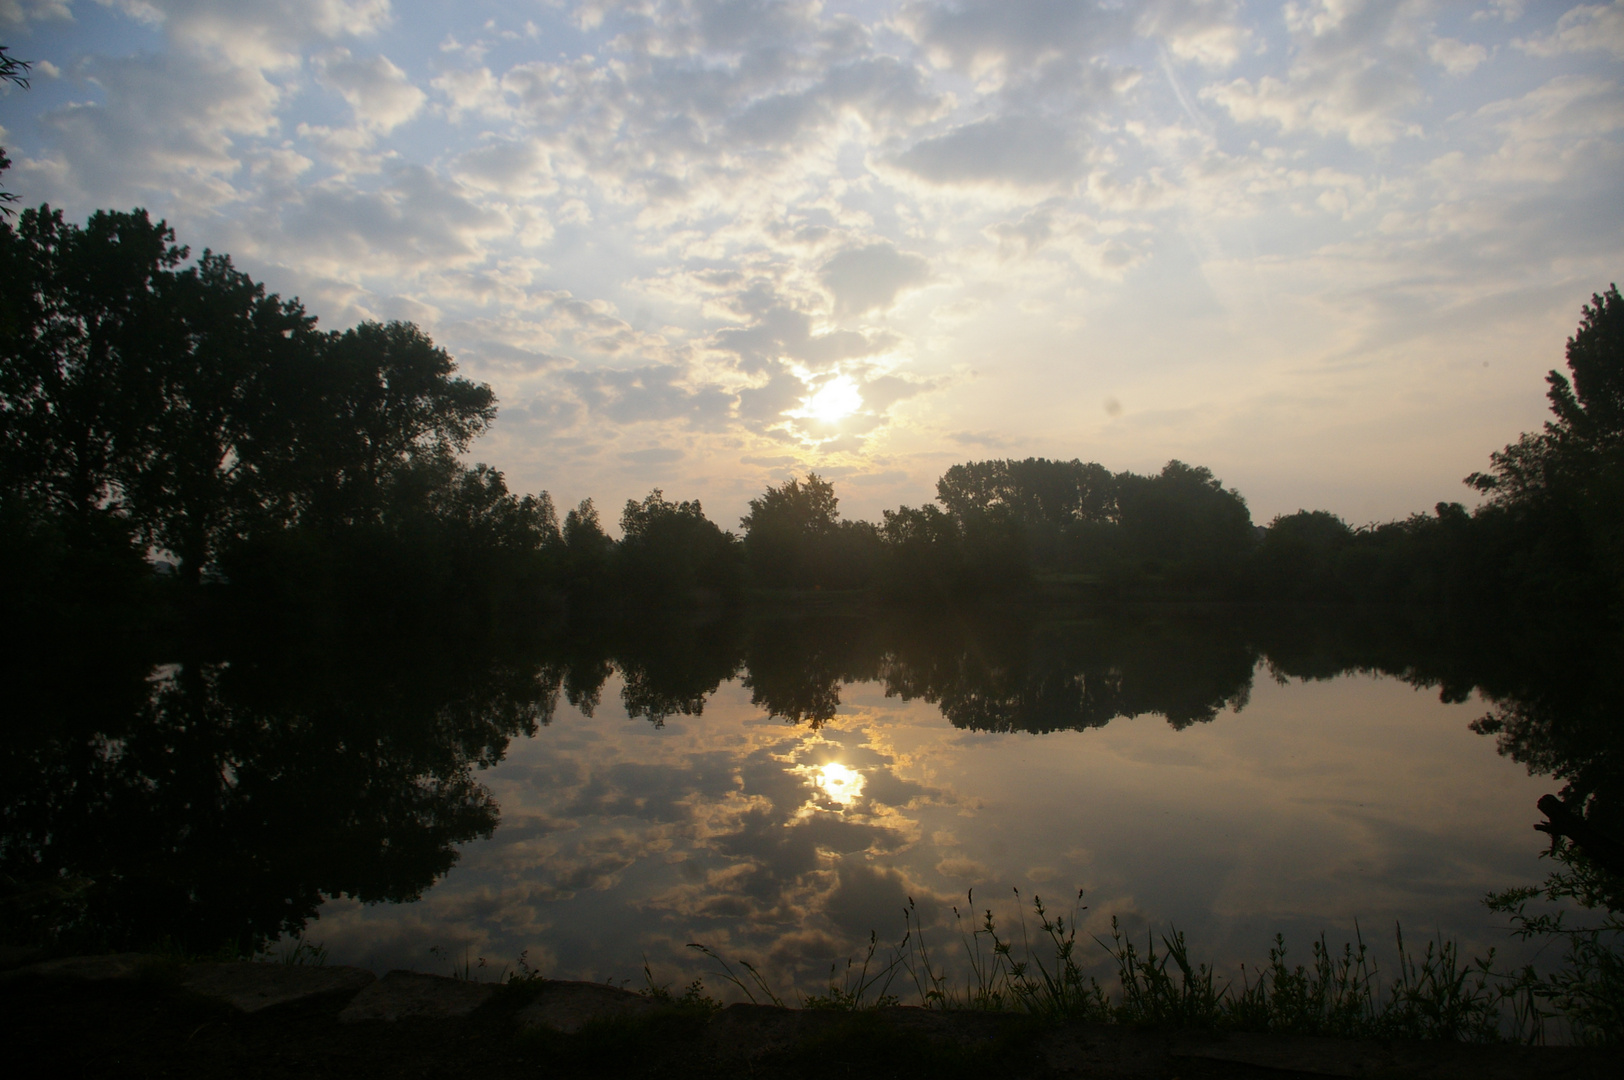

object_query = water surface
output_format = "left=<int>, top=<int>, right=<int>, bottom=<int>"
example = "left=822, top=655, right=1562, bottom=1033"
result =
left=7, top=607, right=1610, bottom=997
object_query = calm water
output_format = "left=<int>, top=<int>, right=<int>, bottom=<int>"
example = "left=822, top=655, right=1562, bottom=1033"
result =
left=6, top=607, right=1610, bottom=997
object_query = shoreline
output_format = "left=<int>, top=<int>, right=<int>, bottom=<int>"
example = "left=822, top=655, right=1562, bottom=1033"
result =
left=3, top=952, right=1613, bottom=1078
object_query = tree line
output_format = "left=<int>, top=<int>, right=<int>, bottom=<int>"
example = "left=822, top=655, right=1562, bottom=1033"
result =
left=3, top=205, right=1621, bottom=624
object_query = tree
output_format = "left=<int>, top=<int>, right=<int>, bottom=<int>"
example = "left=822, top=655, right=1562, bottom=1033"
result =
left=1, top=206, right=508, bottom=586
left=936, top=457, right=1117, bottom=527
left=1115, top=461, right=1254, bottom=588
left=1467, top=286, right=1624, bottom=605
left=561, top=497, right=614, bottom=602
left=128, top=250, right=318, bottom=582
left=1470, top=287, right=1624, bottom=505
left=300, top=321, right=497, bottom=531
left=0, top=208, right=187, bottom=533
left=618, top=489, right=740, bottom=604
left=0, top=45, right=30, bottom=217
left=740, top=473, right=849, bottom=588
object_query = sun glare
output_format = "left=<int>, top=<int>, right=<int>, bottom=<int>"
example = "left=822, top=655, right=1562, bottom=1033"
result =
left=814, top=762, right=864, bottom=806
left=799, top=375, right=863, bottom=424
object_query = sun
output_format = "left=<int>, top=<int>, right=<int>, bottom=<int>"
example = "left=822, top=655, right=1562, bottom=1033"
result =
left=814, top=762, right=865, bottom=807
left=798, top=375, right=863, bottom=424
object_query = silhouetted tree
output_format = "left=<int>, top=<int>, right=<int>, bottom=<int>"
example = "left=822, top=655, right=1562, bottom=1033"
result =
left=0, top=206, right=534, bottom=597
left=1115, top=460, right=1254, bottom=591
left=0, top=44, right=29, bottom=217
left=618, top=489, right=741, bottom=605
left=1467, top=285, right=1624, bottom=606
left=562, top=497, right=614, bottom=603
left=741, top=473, right=878, bottom=589
left=1255, top=510, right=1356, bottom=599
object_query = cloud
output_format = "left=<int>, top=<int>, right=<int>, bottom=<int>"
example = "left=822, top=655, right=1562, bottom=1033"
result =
left=270, top=164, right=509, bottom=277
left=103, top=0, right=393, bottom=69
left=1517, top=2, right=1624, bottom=60
left=890, top=115, right=1083, bottom=187
left=820, top=242, right=930, bottom=316
left=1, top=0, right=70, bottom=28
left=451, top=136, right=558, bottom=198
left=1145, top=0, right=1252, bottom=70
left=901, top=0, right=1129, bottom=84
left=312, top=48, right=425, bottom=132
left=1428, top=37, right=1488, bottom=76
left=563, top=363, right=735, bottom=429
left=621, top=446, right=686, bottom=464
left=1201, top=0, right=1432, bottom=146
left=29, top=49, right=282, bottom=206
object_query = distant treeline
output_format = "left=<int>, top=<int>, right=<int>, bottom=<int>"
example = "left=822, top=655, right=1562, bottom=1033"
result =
left=3, top=205, right=1622, bottom=624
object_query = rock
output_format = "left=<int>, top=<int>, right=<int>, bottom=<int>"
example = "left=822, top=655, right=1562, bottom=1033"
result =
left=1171, top=1032, right=1368, bottom=1076
left=0, top=945, right=44, bottom=972
left=702, top=1003, right=815, bottom=1059
left=338, top=970, right=496, bottom=1023
left=514, top=980, right=661, bottom=1034
left=2, top=953, right=156, bottom=982
left=180, top=962, right=375, bottom=1014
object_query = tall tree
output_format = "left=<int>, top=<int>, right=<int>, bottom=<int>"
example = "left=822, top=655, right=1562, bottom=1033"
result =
left=0, top=208, right=184, bottom=532
left=1468, top=285, right=1624, bottom=603
left=301, top=321, right=497, bottom=530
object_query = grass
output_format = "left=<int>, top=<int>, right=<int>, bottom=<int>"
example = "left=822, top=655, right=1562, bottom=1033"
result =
left=670, top=881, right=1621, bottom=1045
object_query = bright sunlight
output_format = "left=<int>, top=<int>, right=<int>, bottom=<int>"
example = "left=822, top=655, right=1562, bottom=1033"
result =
left=814, top=762, right=864, bottom=807
left=796, top=375, right=863, bottom=424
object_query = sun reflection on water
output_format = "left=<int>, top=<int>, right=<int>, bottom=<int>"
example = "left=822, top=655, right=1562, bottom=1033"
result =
left=813, top=761, right=864, bottom=807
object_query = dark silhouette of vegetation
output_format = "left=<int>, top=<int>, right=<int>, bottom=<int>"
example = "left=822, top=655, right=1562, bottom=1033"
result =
left=0, top=43, right=29, bottom=217
left=1, top=611, right=553, bottom=957
left=739, top=473, right=881, bottom=591
left=6, top=204, right=1620, bottom=621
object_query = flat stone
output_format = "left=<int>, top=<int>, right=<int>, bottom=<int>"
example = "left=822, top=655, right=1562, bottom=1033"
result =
left=338, top=970, right=496, bottom=1023
left=702, top=1003, right=816, bottom=1059
left=514, top=980, right=661, bottom=1034
left=1173, top=1032, right=1369, bottom=1076
left=180, top=962, right=375, bottom=1014
left=2, top=953, right=156, bottom=982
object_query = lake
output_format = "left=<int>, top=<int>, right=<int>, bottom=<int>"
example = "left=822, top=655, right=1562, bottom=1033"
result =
left=5, top=606, right=1608, bottom=1000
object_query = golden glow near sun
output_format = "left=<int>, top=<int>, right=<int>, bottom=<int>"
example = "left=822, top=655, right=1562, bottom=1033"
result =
left=796, top=375, right=863, bottom=424
left=814, top=762, right=864, bottom=807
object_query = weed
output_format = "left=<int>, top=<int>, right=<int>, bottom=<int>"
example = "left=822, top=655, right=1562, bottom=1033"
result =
left=1101, top=917, right=1222, bottom=1028
left=639, top=954, right=722, bottom=1015
left=269, top=935, right=329, bottom=967
left=429, top=944, right=505, bottom=983
left=685, top=941, right=786, bottom=1006
left=803, top=931, right=904, bottom=1010
left=1228, top=929, right=1379, bottom=1037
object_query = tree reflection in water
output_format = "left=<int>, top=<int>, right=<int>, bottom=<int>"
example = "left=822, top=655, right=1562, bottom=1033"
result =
left=4, top=603, right=1620, bottom=962
left=1, top=621, right=554, bottom=956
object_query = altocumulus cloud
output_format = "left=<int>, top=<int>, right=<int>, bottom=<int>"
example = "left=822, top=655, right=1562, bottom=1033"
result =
left=4, top=0, right=1622, bottom=524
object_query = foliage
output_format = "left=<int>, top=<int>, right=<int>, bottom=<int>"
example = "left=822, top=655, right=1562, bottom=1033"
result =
left=0, top=205, right=538, bottom=607
left=1487, top=840, right=1624, bottom=1045
left=1462, top=286, right=1624, bottom=607
left=1114, top=460, right=1254, bottom=590
left=0, top=43, right=29, bottom=216
left=618, top=489, right=741, bottom=605
left=739, top=473, right=881, bottom=590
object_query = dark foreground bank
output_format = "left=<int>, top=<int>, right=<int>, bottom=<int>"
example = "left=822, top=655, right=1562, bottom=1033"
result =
left=2, top=954, right=1611, bottom=1080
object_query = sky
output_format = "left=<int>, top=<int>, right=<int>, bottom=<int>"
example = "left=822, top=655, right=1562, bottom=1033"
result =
left=2, top=0, right=1621, bottom=528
